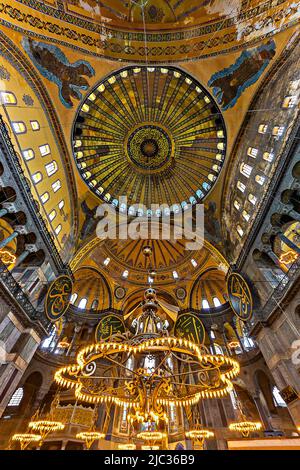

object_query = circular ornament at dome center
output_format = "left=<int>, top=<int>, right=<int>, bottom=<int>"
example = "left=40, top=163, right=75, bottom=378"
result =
left=125, top=124, right=173, bottom=173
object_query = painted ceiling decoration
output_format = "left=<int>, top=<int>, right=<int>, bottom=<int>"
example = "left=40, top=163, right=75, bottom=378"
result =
left=72, top=65, right=226, bottom=215
left=1, top=1, right=298, bottom=62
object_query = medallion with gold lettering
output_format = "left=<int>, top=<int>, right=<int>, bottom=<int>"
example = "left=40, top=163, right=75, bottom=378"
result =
left=227, top=272, right=252, bottom=321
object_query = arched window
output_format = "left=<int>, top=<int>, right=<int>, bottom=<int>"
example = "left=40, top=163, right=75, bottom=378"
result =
left=248, top=194, right=257, bottom=205
left=202, top=299, right=210, bottom=309
left=103, top=257, right=110, bottom=266
left=247, top=147, right=258, bottom=158
left=32, top=172, right=43, bottom=184
left=55, top=224, right=62, bottom=235
left=58, top=200, right=64, bottom=210
left=213, top=343, right=224, bottom=355
left=39, top=144, right=50, bottom=156
left=255, top=175, right=265, bottom=185
left=30, top=120, right=40, bottom=131
left=91, top=299, right=98, bottom=310
left=237, top=225, right=244, bottom=237
left=70, top=293, right=78, bottom=304
left=272, top=386, right=287, bottom=407
left=240, top=163, right=252, bottom=178
left=12, top=122, right=26, bottom=134
left=242, top=210, right=250, bottom=222
left=78, top=298, right=87, bottom=310
left=191, top=259, right=197, bottom=267
left=263, top=151, right=274, bottom=162
left=237, top=181, right=246, bottom=193
left=45, top=161, right=58, bottom=177
left=0, top=91, right=17, bottom=105
left=210, top=330, right=216, bottom=340
left=52, top=180, right=61, bottom=193
left=41, top=192, right=49, bottom=204
left=234, top=200, right=241, bottom=211
left=22, top=149, right=35, bottom=161
left=258, top=124, right=268, bottom=134
left=213, top=297, right=221, bottom=307
left=41, top=326, right=56, bottom=349
left=122, top=270, right=129, bottom=278
left=49, top=209, right=56, bottom=222
left=173, top=271, right=179, bottom=279
left=7, top=387, right=24, bottom=407
left=272, top=126, right=285, bottom=137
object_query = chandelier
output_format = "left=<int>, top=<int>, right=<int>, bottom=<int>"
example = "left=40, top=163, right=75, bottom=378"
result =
left=136, top=431, right=167, bottom=441
left=76, top=430, right=105, bottom=450
left=228, top=420, right=262, bottom=437
left=28, top=396, right=65, bottom=441
left=11, top=433, right=41, bottom=450
left=55, top=288, right=240, bottom=427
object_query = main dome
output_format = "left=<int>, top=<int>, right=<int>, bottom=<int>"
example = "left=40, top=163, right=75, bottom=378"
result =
left=72, top=66, right=226, bottom=215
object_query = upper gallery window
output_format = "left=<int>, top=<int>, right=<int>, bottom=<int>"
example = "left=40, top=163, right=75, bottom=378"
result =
left=0, top=91, right=17, bottom=105
left=122, top=270, right=129, bottom=278
left=12, top=121, right=26, bottom=134
left=49, top=209, right=56, bottom=222
left=248, top=194, right=257, bottom=205
left=263, top=151, right=274, bottom=162
left=58, top=200, right=64, bottom=210
left=22, top=149, right=35, bottom=161
left=258, top=124, right=268, bottom=134
left=255, top=175, right=266, bottom=185
left=30, top=120, right=40, bottom=131
left=242, top=210, right=250, bottom=222
left=237, top=225, right=244, bottom=237
left=39, top=144, right=50, bottom=156
left=78, top=298, right=88, bottom=310
left=45, top=161, right=58, bottom=177
left=32, top=172, right=42, bottom=184
left=240, top=163, right=252, bottom=178
left=173, top=271, right=179, bottom=279
left=237, top=181, right=246, bottom=193
left=103, top=257, right=110, bottom=266
left=191, top=259, right=198, bottom=267
left=41, top=192, right=49, bottom=204
left=52, top=180, right=61, bottom=193
left=234, top=200, right=241, bottom=211
left=272, top=386, right=287, bottom=407
left=55, top=224, right=62, bottom=235
left=247, top=147, right=258, bottom=158
left=202, top=299, right=210, bottom=309
left=272, top=126, right=285, bottom=137
left=7, top=387, right=24, bottom=407
left=282, top=95, right=297, bottom=108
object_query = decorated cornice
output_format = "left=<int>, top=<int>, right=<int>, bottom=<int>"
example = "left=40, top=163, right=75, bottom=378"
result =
left=0, top=0, right=299, bottom=62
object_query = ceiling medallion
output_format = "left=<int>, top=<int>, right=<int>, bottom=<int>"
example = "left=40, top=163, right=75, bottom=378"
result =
left=72, top=66, right=226, bottom=216
left=125, top=123, right=174, bottom=173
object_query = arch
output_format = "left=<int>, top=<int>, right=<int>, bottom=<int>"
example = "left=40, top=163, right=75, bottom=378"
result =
left=189, top=268, right=227, bottom=310
left=72, top=266, right=112, bottom=310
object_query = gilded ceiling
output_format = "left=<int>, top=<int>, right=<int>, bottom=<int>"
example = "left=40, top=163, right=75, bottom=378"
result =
left=2, top=1, right=298, bottom=62
left=73, top=65, right=226, bottom=213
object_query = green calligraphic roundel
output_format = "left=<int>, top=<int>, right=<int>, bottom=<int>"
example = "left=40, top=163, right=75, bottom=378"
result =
left=45, top=275, right=73, bottom=322
left=227, top=272, right=253, bottom=321
left=95, top=314, right=125, bottom=342
left=174, top=313, right=205, bottom=345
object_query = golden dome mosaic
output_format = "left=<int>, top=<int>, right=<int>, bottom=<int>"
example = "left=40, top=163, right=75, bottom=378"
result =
left=72, top=66, right=227, bottom=215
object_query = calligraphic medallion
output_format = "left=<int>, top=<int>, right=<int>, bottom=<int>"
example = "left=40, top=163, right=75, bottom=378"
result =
left=95, top=314, right=125, bottom=342
left=174, top=313, right=205, bottom=345
left=45, top=275, right=73, bottom=322
left=227, top=272, right=253, bottom=321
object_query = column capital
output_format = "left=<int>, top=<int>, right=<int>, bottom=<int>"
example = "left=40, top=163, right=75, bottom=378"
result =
left=2, top=202, right=17, bottom=213
left=24, top=244, right=37, bottom=253
left=14, top=225, right=27, bottom=234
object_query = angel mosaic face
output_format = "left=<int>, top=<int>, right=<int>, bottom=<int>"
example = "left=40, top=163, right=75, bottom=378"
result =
left=72, top=65, right=227, bottom=216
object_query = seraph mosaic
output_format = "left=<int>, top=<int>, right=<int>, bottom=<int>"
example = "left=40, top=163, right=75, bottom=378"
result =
left=208, top=40, right=276, bottom=111
left=22, top=37, right=95, bottom=108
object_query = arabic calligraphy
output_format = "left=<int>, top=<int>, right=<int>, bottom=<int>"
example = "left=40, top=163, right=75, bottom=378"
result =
left=174, top=313, right=205, bottom=345
left=45, top=275, right=73, bottom=322
left=227, top=272, right=252, bottom=321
